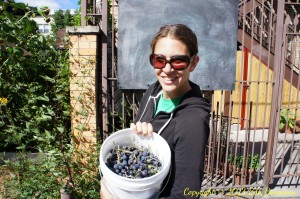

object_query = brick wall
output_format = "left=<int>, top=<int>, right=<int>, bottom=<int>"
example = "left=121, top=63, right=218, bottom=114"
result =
left=67, top=26, right=100, bottom=151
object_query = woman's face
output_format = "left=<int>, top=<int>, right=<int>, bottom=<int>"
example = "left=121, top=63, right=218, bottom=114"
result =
left=153, top=37, right=199, bottom=99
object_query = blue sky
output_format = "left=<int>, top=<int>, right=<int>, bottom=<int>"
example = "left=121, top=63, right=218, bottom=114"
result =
left=15, top=0, right=79, bottom=10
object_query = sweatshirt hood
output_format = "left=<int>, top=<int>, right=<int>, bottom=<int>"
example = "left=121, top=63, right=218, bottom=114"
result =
left=150, top=80, right=211, bottom=113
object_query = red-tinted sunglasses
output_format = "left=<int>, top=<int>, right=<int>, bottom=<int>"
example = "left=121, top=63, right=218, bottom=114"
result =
left=149, top=54, right=193, bottom=70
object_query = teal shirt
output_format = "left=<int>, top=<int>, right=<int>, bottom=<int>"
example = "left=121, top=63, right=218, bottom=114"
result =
left=155, top=94, right=183, bottom=115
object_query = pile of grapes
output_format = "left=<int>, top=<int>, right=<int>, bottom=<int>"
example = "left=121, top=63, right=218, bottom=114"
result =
left=105, top=144, right=163, bottom=179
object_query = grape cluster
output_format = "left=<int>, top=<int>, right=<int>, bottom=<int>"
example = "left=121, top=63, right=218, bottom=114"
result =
left=105, top=144, right=163, bottom=179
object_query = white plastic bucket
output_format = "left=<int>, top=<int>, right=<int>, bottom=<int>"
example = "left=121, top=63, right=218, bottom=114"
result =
left=99, top=128, right=171, bottom=199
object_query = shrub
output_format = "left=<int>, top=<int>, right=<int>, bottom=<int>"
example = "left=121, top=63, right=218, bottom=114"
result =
left=0, top=1, right=71, bottom=152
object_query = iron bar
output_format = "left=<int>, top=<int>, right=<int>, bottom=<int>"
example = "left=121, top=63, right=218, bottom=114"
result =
left=215, top=91, right=224, bottom=187
left=278, top=14, right=290, bottom=178
left=81, top=0, right=87, bottom=26
left=111, top=0, right=116, bottom=133
left=264, top=0, right=285, bottom=187
left=101, top=0, right=108, bottom=139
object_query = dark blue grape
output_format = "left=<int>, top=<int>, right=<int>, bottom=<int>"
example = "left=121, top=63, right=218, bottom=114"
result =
left=143, top=149, right=148, bottom=156
left=122, top=160, right=127, bottom=166
left=130, top=147, right=135, bottom=151
left=141, top=170, right=147, bottom=177
left=113, top=164, right=118, bottom=169
left=122, top=154, right=127, bottom=160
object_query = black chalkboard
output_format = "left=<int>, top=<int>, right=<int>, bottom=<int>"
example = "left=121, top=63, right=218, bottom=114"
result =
left=117, top=0, right=238, bottom=90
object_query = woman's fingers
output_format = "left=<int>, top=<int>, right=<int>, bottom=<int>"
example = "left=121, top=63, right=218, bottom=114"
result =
left=147, top=123, right=153, bottom=136
left=130, top=122, right=153, bottom=136
left=136, top=121, right=142, bottom=133
left=130, top=122, right=136, bottom=129
left=141, top=122, right=148, bottom=135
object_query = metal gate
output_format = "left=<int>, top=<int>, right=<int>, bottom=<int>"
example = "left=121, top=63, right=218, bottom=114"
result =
left=264, top=0, right=300, bottom=188
left=81, top=0, right=300, bottom=193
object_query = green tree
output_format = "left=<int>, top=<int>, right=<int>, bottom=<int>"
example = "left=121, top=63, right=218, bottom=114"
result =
left=64, top=9, right=72, bottom=26
left=71, top=0, right=81, bottom=26
left=51, top=9, right=73, bottom=35
left=72, top=10, right=81, bottom=26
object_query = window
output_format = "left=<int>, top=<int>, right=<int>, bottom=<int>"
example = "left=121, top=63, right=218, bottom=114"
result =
left=44, top=24, right=50, bottom=33
left=38, top=24, right=44, bottom=33
left=38, top=24, right=50, bottom=34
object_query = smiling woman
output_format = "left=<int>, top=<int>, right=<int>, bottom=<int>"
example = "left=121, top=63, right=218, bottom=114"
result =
left=101, top=24, right=211, bottom=199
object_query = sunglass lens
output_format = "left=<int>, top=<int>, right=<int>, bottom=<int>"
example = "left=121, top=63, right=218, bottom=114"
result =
left=152, top=55, right=166, bottom=68
left=171, top=57, right=189, bottom=70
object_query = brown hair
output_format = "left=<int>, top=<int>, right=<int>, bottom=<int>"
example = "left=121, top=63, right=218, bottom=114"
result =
left=150, top=24, right=198, bottom=56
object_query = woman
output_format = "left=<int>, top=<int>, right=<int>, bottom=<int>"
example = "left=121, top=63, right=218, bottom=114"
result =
left=101, top=24, right=210, bottom=199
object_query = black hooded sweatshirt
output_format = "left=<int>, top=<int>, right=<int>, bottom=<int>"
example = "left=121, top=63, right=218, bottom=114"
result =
left=134, top=80, right=211, bottom=199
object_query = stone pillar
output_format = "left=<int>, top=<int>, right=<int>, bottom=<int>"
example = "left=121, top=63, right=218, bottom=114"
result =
left=66, top=26, right=100, bottom=151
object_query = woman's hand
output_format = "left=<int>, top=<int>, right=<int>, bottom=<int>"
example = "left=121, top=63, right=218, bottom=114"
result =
left=100, top=178, right=113, bottom=199
left=130, top=121, right=153, bottom=136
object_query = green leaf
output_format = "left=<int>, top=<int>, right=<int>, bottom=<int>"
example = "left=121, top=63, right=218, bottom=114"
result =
left=16, top=145, right=26, bottom=150
left=40, top=75, right=55, bottom=83
left=46, top=108, right=55, bottom=116
left=25, top=122, right=31, bottom=129
left=75, top=124, right=85, bottom=131
left=279, top=122, right=285, bottom=129
left=33, top=136, right=45, bottom=142
left=52, top=172, right=61, bottom=177
left=63, top=110, right=70, bottom=116
left=25, top=20, right=37, bottom=34
left=6, top=46, right=13, bottom=54
left=36, top=114, right=52, bottom=121
left=9, top=172, right=16, bottom=178
left=36, top=95, right=49, bottom=102
left=57, top=127, right=65, bottom=133
left=42, top=114, right=52, bottom=120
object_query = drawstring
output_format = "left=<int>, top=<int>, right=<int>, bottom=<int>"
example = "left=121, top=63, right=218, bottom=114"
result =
left=137, top=97, right=151, bottom=122
left=138, top=91, right=162, bottom=122
left=157, top=112, right=173, bottom=135
left=137, top=91, right=173, bottom=135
